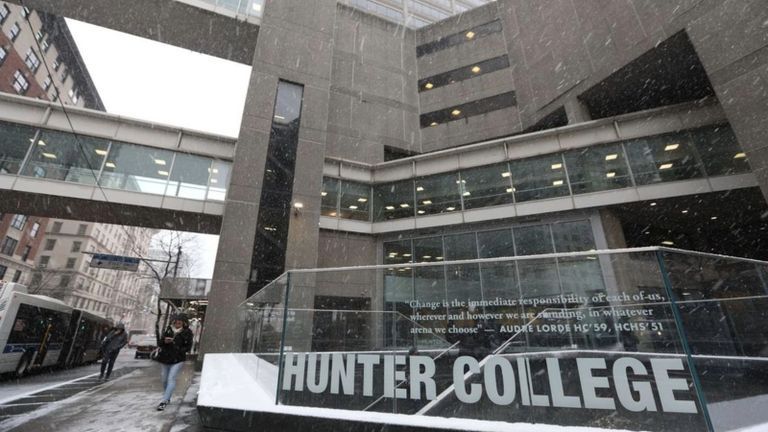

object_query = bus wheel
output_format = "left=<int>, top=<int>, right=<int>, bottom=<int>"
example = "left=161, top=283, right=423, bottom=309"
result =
left=15, top=354, right=31, bottom=377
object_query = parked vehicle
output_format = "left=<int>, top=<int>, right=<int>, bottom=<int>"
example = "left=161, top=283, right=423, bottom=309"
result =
left=133, top=334, right=157, bottom=359
left=0, top=283, right=112, bottom=376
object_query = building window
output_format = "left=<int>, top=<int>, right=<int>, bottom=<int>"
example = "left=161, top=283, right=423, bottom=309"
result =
left=0, top=47, right=6, bottom=66
left=24, top=49, right=40, bottom=72
left=12, top=70, right=29, bottom=95
left=0, top=5, right=9, bottom=23
left=21, top=245, right=31, bottom=261
left=52, top=221, right=63, bottom=233
left=71, top=241, right=82, bottom=252
left=68, top=88, right=79, bottom=104
left=41, top=39, right=50, bottom=52
left=418, top=55, right=511, bottom=92
left=44, top=238, right=56, bottom=251
left=39, top=255, right=50, bottom=267
left=8, top=22, right=20, bottom=41
left=51, top=88, right=59, bottom=102
left=52, top=59, right=60, bottom=71
left=30, top=222, right=40, bottom=238
left=59, top=275, right=70, bottom=288
left=10, top=214, right=27, bottom=229
left=77, top=224, right=87, bottom=235
left=0, top=265, right=6, bottom=280
left=416, top=19, right=503, bottom=57
left=419, top=91, right=517, bottom=128
left=1, top=237, right=18, bottom=256
left=12, top=270, right=21, bottom=282
left=60, top=68, right=68, bottom=82
left=65, top=257, right=76, bottom=269
left=21, top=7, right=30, bottom=18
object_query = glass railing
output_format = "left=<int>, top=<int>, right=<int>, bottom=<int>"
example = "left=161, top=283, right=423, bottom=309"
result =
left=223, top=248, right=768, bottom=431
left=320, top=124, right=752, bottom=223
left=0, top=120, right=231, bottom=202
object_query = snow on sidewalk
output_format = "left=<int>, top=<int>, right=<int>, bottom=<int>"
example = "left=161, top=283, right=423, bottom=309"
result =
left=1, top=361, right=196, bottom=432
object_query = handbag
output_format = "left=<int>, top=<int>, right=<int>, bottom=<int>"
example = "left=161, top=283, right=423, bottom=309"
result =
left=150, top=347, right=162, bottom=361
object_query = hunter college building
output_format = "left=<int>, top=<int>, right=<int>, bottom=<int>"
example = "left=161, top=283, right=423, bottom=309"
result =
left=3, top=0, right=768, bottom=430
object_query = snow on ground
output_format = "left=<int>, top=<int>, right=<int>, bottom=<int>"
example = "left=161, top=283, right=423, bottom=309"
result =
left=199, top=353, right=642, bottom=432
left=710, top=394, right=768, bottom=431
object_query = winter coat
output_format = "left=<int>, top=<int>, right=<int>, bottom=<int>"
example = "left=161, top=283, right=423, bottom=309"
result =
left=156, top=326, right=193, bottom=365
left=101, top=329, right=128, bottom=355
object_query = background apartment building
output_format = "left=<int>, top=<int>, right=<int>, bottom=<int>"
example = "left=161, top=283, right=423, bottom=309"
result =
left=32, top=220, right=158, bottom=327
left=0, top=1, right=102, bottom=108
left=0, top=213, right=46, bottom=284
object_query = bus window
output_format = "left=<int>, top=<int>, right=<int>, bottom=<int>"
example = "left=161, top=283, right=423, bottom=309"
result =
left=8, top=304, right=45, bottom=344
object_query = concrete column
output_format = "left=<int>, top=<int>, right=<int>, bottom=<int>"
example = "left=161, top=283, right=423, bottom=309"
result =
left=563, top=97, right=592, bottom=124
left=200, top=0, right=337, bottom=355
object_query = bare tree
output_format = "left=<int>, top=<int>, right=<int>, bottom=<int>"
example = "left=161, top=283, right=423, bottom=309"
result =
left=141, top=231, right=199, bottom=341
left=28, top=265, right=70, bottom=297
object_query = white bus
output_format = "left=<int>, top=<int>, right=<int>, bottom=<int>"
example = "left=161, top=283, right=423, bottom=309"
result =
left=0, top=283, right=74, bottom=376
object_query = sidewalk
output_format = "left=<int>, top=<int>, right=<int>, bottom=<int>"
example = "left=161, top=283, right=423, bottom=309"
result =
left=3, top=361, right=202, bottom=432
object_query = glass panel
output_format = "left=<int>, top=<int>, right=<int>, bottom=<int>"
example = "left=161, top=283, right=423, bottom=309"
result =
left=413, top=237, right=446, bottom=337
left=320, top=177, right=341, bottom=217
left=662, top=252, right=768, bottom=431
left=320, top=177, right=339, bottom=217
left=510, top=153, right=569, bottom=202
left=690, top=124, right=750, bottom=176
left=551, top=220, right=595, bottom=253
left=99, top=141, right=174, bottom=194
left=207, top=160, right=231, bottom=201
left=415, top=172, right=461, bottom=216
left=339, top=180, right=370, bottom=221
left=460, top=163, right=515, bottom=209
left=624, top=132, right=704, bottom=185
left=165, top=153, right=211, bottom=200
left=443, top=233, right=480, bottom=303
left=564, top=142, right=632, bottom=194
left=22, top=129, right=107, bottom=185
left=384, top=240, right=413, bottom=347
left=0, top=121, right=35, bottom=175
left=373, top=180, right=414, bottom=221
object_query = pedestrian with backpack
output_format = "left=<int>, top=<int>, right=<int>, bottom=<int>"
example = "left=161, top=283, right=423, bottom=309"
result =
left=99, top=322, right=128, bottom=381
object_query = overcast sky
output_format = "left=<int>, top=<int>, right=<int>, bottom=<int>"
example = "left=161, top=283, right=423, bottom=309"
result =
left=66, top=19, right=251, bottom=278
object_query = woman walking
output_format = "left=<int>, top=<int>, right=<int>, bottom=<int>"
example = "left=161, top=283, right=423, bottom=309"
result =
left=155, top=314, right=193, bottom=411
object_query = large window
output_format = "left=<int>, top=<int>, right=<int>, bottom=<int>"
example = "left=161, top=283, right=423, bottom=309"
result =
left=0, top=121, right=36, bottom=175
left=100, top=141, right=174, bottom=194
left=12, top=70, right=29, bottom=95
left=1, top=236, right=19, bottom=256
left=691, top=125, right=750, bottom=176
left=206, top=160, right=230, bottom=201
left=8, top=22, right=20, bottom=41
left=10, top=214, right=26, bottom=229
left=564, top=142, right=632, bottom=194
left=24, top=48, right=40, bottom=72
left=339, top=180, right=371, bottom=221
left=460, top=163, right=515, bottom=209
left=30, top=222, right=40, bottom=238
left=320, top=177, right=340, bottom=217
left=374, top=180, right=414, bottom=221
left=509, top=153, right=569, bottom=202
left=22, top=129, right=106, bottom=185
left=165, top=153, right=211, bottom=200
left=416, top=19, right=502, bottom=57
left=415, top=172, right=461, bottom=216
left=624, top=132, right=704, bottom=185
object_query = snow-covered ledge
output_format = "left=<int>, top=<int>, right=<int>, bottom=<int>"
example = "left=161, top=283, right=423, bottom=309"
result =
left=197, top=353, right=640, bottom=432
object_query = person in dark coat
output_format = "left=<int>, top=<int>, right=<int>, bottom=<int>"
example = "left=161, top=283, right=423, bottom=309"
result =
left=100, top=322, right=128, bottom=381
left=156, top=314, right=193, bottom=411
